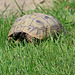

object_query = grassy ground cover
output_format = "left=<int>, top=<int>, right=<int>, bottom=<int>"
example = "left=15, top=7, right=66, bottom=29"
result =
left=0, top=0, right=75, bottom=75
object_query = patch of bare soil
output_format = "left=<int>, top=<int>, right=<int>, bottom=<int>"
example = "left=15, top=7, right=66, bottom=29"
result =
left=0, top=0, right=52, bottom=16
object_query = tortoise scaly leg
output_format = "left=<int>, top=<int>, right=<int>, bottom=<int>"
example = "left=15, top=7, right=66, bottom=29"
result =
left=25, top=34, right=35, bottom=44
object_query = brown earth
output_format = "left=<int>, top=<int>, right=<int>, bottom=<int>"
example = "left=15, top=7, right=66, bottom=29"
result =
left=0, top=0, right=53, bottom=16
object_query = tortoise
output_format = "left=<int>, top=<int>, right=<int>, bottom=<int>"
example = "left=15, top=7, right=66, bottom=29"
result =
left=8, top=13, right=66, bottom=43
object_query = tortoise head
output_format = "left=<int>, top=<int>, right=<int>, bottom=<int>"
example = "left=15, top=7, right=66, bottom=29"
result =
left=8, top=31, right=26, bottom=43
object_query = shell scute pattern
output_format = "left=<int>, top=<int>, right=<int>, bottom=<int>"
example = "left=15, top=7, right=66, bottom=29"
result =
left=21, top=14, right=50, bottom=38
left=44, top=16, right=56, bottom=26
left=8, top=13, right=65, bottom=40
left=31, top=17, right=46, bottom=28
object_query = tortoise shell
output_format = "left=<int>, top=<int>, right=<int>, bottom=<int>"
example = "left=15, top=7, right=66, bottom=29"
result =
left=8, top=13, right=66, bottom=42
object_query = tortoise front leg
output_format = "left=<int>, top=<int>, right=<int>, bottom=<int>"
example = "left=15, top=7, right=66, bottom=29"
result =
left=25, top=34, right=35, bottom=44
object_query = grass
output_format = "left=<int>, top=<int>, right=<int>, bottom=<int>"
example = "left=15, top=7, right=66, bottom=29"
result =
left=0, top=0, right=75, bottom=75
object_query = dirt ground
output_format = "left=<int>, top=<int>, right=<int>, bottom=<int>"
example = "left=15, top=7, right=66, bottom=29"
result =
left=0, top=0, right=53, bottom=16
